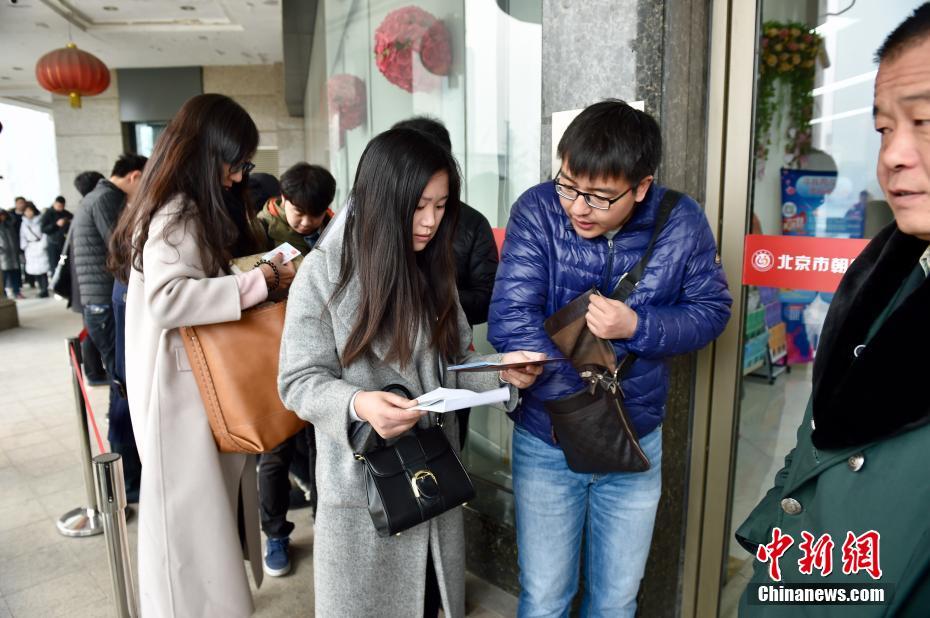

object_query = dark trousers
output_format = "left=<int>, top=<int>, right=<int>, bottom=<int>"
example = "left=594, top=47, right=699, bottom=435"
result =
left=83, top=304, right=117, bottom=378
left=2, top=269, right=21, bottom=295
left=81, top=334, right=107, bottom=382
left=424, top=549, right=441, bottom=617
left=32, top=273, right=48, bottom=296
left=86, top=300, right=142, bottom=501
left=111, top=282, right=141, bottom=502
left=456, top=408, right=470, bottom=450
left=258, top=426, right=317, bottom=538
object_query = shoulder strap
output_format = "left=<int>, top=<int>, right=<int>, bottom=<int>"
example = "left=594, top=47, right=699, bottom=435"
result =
left=611, top=189, right=682, bottom=303
left=26, top=223, right=42, bottom=242
left=61, top=227, right=74, bottom=258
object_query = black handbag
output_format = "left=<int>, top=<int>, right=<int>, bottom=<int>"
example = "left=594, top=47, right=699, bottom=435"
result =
left=354, top=384, right=475, bottom=537
left=542, top=190, right=681, bottom=473
left=50, top=229, right=72, bottom=300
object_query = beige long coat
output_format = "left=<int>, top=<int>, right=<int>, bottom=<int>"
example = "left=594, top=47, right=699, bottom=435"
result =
left=125, top=197, right=262, bottom=617
left=278, top=216, right=515, bottom=617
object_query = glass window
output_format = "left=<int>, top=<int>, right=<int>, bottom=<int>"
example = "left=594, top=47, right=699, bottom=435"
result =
left=133, top=122, right=167, bottom=158
left=317, top=0, right=542, bottom=503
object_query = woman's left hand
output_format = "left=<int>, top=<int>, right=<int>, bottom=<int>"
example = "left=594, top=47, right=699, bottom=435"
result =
left=260, top=253, right=297, bottom=292
left=499, top=351, right=546, bottom=389
left=274, top=254, right=297, bottom=291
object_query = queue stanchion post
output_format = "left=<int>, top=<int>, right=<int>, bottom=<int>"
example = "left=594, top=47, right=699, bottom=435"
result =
left=57, top=336, right=103, bottom=537
left=94, top=453, right=138, bottom=618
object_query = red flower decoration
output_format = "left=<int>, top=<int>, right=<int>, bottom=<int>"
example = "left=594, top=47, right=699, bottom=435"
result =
left=327, top=74, right=366, bottom=132
left=374, top=6, right=452, bottom=93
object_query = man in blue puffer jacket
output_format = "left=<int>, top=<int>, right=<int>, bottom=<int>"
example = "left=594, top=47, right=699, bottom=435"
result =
left=488, top=100, right=732, bottom=617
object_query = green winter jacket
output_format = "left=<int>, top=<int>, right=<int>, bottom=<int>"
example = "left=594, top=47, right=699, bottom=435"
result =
left=736, top=224, right=930, bottom=617
left=256, top=197, right=332, bottom=256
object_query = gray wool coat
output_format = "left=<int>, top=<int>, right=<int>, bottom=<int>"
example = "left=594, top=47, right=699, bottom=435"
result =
left=278, top=216, right=515, bottom=618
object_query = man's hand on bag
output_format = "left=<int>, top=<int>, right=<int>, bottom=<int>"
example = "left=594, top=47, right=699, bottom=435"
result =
left=499, top=351, right=546, bottom=389
left=586, top=294, right=638, bottom=339
left=355, top=390, right=424, bottom=439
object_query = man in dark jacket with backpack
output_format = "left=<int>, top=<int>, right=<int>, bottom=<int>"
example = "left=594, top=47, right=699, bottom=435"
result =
left=488, top=100, right=731, bottom=617
left=72, top=153, right=147, bottom=502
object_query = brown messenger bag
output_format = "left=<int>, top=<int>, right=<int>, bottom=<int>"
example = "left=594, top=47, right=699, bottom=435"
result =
left=180, top=300, right=306, bottom=454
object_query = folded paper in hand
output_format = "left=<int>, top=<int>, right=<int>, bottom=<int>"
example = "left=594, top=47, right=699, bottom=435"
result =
left=406, top=386, right=510, bottom=413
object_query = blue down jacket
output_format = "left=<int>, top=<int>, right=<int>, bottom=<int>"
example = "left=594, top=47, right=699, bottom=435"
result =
left=488, top=181, right=732, bottom=445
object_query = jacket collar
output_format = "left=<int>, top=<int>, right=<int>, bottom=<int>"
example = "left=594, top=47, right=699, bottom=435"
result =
left=811, top=223, right=930, bottom=449
left=99, top=178, right=125, bottom=197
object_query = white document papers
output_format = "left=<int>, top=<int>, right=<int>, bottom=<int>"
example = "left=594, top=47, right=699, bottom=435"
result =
left=262, top=242, right=301, bottom=264
left=406, top=386, right=510, bottom=413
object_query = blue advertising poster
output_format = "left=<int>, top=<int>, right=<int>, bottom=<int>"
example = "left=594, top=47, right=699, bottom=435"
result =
left=780, top=168, right=847, bottom=363
left=780, top=168, right=837, bottom=236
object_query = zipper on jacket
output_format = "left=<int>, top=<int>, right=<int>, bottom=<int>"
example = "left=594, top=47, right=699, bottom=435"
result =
left=601, top=238, right=615, bottom=293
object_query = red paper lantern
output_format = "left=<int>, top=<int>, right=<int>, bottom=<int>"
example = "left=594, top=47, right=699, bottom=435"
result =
left=35, top=43, right=110, bottom=109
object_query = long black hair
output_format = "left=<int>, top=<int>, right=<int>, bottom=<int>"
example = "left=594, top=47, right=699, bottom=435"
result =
left=109, top=94, right=262, bottom=278
left=334, top=127, right=462, bottom=368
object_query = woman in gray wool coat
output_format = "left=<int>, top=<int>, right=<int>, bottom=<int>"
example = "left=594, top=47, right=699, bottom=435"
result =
left=278, top=128, right=544, bottom=617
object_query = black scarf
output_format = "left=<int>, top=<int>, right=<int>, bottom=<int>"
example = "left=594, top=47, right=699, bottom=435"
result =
left=811, top=223, right=930, bottom=449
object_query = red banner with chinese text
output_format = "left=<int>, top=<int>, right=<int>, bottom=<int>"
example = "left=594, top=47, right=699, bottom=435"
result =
left=742, top=234, right=870, bottom=293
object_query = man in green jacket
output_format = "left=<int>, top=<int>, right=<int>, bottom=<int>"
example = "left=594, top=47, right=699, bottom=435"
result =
left=257, top=162, right=335, bottom=255
left=737, top=6, right=930, bottom=617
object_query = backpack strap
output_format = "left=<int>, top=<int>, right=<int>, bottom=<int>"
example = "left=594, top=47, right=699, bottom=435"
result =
left=611, top=189, right=682, bottom=303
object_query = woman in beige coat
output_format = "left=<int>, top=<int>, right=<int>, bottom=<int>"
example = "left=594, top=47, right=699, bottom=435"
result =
left=278, top=128, right=544, bottom=617
left=113, top=94, right=295, bottom=616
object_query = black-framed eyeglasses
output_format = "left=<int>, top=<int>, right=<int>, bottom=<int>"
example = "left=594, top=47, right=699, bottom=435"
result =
left=553, top=171, right=634, bottom=211
left=230, top=161, right=256, bottom=175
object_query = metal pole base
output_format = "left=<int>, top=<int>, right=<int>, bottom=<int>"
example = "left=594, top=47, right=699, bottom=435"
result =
left=57, top=506, right=104, bottom=537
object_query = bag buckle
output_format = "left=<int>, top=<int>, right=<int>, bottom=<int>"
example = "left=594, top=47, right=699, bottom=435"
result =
left=580, top=367, right=622, bottom=397
left=578, top=367, right=625, bottom=397
left=411, top=469, right=439, bottom=499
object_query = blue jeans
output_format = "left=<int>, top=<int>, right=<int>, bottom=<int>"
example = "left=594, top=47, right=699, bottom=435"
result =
left=83, top=304, right=116, bottom=379
left=512, top=424, right=663, bottom=618
left=110, top=282, right=141, bottom=501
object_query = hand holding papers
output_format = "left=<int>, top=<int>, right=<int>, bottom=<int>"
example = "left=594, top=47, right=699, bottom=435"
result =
left=262, top=242, right=301, bottom=264
left=498, top=350, right=548, bottom=389
left=406, top=387, right=511, bottom=413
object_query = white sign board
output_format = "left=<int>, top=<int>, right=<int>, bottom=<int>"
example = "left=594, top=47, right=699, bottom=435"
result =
left=550, top=100, right=645, bottom=177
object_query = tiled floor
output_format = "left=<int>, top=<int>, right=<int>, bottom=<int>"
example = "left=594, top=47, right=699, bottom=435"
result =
left=0, top=294, right=516, bottom=617
left=718, top=365, right=812, bottom=617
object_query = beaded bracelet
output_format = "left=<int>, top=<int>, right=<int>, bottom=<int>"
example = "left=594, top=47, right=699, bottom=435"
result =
left=254, top=259, right=280, bottom=292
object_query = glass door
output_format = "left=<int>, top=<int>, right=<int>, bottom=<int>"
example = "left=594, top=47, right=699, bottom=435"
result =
left=716, top=1, right=917, bottom=616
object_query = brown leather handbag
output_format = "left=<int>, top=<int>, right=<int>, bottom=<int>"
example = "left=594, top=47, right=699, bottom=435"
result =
left=542, top=190, right=680, bottom=473
left=180, top=300, right=307, bottom=454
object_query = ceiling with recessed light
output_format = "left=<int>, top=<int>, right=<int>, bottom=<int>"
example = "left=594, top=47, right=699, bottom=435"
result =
left=0, top=0, right=283, bottom=102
